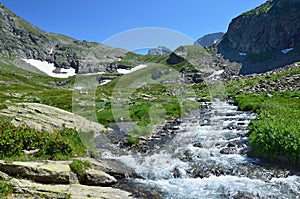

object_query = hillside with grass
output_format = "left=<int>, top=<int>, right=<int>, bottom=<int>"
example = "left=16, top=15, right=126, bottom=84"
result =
left=226, top=62, right=300, bottom=167
left=1, top=44, right=300, bottom=166
left=0, top=0, right=300, bottom=197
left=0, top=55, right=146, bottom=197
left=0, top=3, right=127, bottom=74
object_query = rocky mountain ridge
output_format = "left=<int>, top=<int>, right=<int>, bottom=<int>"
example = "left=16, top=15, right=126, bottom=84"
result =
left=217, top=0, right=300, bottom=74
left=0, top=3, right=127, bottom=74
left=194, top=32, right=224, bottom=47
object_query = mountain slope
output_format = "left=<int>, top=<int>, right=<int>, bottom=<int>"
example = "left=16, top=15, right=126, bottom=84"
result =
left=217, top=0, right=300, bottom=74
left=0, top=3, right=127, bottom=74
left=194, top=32, right=224, bottom=47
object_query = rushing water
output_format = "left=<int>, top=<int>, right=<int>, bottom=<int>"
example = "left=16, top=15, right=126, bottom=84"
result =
left=102, top=100, right=300, bottom=199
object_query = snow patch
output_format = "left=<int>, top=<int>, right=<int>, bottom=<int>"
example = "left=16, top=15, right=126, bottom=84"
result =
left=212, top=69, right=224, bottom=76
left=99, top=80, right=112, bottom=85
left=207, top=70, right=224, bottom=80
left=22, top=59, right=76, bottom=78
left=239, top=52, right=247, bottom=56
left=79, top=72, right=105, bottom=76
left=117, top=64, right=147, bottom=74
left=74, top=86, right=85, bottom=90
left=281, top=48, right=293, bottom=54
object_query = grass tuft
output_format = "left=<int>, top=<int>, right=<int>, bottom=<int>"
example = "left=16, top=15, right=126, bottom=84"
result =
left=70, top=160, right=91, bottom=177
left=0, top=180, right=13, bottom=198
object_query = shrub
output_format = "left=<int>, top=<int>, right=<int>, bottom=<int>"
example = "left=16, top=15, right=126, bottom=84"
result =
left=0, top=121, right=87, bottom=160
left=0, top=180, right=13, bottom=198
left=249, top=113, right=300, bottom=164
left=127, top=135, right=140, bottom=145
left=235, top=92, right=300, bottom=166
left=70, top=160, right=91, bottom=177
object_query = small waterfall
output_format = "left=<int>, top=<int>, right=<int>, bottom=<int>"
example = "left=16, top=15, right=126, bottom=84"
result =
left=101, top=100, right=300, bottom=198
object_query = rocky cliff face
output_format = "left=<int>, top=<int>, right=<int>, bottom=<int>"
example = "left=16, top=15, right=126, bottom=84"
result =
left=217, top=0, right=300, bottom=74
left=0, top=3, right=127, bottom=74
left=194, top=32, right=224, bottom=47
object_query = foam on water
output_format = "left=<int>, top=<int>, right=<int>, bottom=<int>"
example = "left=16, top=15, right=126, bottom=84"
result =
left=135, top=175, right=295, bottom=199
left=102, top=100, right=300, bottom=198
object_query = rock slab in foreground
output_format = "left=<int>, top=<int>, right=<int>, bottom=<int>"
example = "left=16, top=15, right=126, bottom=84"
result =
left=0, top=160, right=71, bottom=184
left=11, top=179, right=135, bottom=199
left=0, top=103, right=106, bottom=133
left=0, top=159, right=137, bottom=198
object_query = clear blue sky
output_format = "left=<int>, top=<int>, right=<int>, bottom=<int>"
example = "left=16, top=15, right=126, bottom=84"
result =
left=1, top=0, right=266, bottom=43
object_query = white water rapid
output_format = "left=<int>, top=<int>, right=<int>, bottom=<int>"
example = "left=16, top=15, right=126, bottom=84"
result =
left=102, top=100, right=300, bottom=199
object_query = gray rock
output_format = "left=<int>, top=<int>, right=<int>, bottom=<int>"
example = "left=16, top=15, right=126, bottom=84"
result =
left=10, top=178, right=136, bottom=199
left=77, top=157, right=140, bottom=179
left=151, top=70, right=163, bottom=80
left=166, top=52, right=185, bottom=65
left=220, top=148, right=236, bottom=155
left=166, top=45, right=241, bottom=83
left=0, top=103, right=106, bottom=133
left=238, top=64, right=300, bottom=93
left=81, top=168, right=117, bottom=186
left=0, top=160, right=71, bottom=184
left=217, top=0, right=300, bottom=74
left=0, top=159, right=140, bottom=198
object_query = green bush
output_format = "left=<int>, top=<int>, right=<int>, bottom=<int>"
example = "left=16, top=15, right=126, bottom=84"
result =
left=242, top=1, right=272, bottom=16
left=0, top=122, right=87, bottom=160
left=0, top=180, right=13, bottom=198
left=70, top=160, right=91, bottom=177
left=249, top=113, right=300, bottom=164
left=130, top=102, right=152, bottom=122
left=235, top=92, right=300, bottom=166
left=96, top=104, right=115, bottom=125
left=0, top=104, right=7, bottom=110
left=127, top=135, right=140, bottom=146
left=39, top=90, right=73, bottom=112
left=235, top=94, right=265, bottom=111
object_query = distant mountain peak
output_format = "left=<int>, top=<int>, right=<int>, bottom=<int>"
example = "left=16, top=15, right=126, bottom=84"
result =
left=194, top=32, right=225, bottom=47
left=148, top=46, right=172, bottom=55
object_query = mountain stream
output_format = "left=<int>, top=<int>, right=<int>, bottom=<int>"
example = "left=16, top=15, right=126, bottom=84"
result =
left=100, top=100, right=300, bottom=198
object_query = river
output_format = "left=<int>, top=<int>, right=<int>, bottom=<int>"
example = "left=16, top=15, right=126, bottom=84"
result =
left=102, top=100, right=300, bottom=198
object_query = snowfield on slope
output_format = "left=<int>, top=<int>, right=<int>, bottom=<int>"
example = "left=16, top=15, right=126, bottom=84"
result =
left=23, top=59, right=76, bottom=78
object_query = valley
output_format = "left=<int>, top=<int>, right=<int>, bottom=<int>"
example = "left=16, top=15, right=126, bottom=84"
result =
left=0, top=0, right=299, bottom=198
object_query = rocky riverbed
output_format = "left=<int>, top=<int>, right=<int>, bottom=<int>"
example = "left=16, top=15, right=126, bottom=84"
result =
left=103, top=100, right=300, bottom=199
left=1, top=99, right=300, bottom=198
